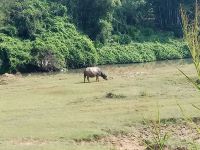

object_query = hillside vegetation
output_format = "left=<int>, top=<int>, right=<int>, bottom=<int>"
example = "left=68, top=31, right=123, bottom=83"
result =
left=0, top=0, right=192, bottom=73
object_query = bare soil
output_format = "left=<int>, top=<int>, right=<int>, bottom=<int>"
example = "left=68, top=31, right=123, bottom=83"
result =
left=75, top=120, right=200, bottom=150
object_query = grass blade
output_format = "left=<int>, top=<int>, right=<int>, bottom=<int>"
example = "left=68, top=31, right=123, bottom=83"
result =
left=178, top=68, right=200, bottom=90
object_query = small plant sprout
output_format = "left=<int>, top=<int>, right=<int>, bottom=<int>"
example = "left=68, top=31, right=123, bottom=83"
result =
left=144, top=103, right=170, bottom=150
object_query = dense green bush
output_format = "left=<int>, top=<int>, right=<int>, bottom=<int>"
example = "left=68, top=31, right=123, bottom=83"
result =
left=98, top=43, right=156, bottom=64
left=153, top=42, right=188, bottom=60
left=0, top=0, right=98, bottom=73
left=0, top=33, right=31, bottom=73
left=31, top=39, right=66, bottom=72
left=0, top=22, right=98, bottom=73
left=35, top=17, right=98, bottom=69
left=67, top=36, right=98, bottom=68
left=110, top=27, right=177, bottom=44
left=98, top=41, right=190, bottom=65
left=0, top=25, right=18, bottom=37
left=97, top=20, right=113, bottom=44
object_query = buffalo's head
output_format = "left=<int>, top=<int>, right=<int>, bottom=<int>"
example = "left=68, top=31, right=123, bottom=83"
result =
left=101, top=72, right=108, bottom=80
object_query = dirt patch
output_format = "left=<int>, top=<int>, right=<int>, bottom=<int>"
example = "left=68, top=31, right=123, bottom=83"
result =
left=106, top=92, right=126, bottom=99
left=74, top=121, right=200, bottom=150
left=0, top=80, right=8, bottom=85
left=137, top=122, right=200, bottom=144
left=135, top=121, right=200, bottom=150
left=10, top=138, right=50, bottom=146
left=74, top=134, right=145, bottom=150
left=2, top=73, right=16, bottom=78
left=120, top=72, right=147, bottom=78
left=100, top=135, right=146, bottom=150
left=0, top=73, right=22, bottom=85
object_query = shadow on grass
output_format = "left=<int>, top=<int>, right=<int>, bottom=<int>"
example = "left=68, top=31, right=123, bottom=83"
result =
left=75, top=81, right=99, bottom=84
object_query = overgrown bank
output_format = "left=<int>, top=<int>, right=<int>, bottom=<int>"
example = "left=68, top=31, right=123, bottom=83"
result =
left=0, top=31, right=190, bottom=73
left=98, top=41, right=189, bottom=65
left=0, top=0, right=190, bottom=73
left=0, top=0, right=98, bottom=73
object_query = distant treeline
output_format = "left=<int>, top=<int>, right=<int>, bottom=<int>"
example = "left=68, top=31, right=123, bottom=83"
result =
left=51, top=0, right=193, bottom=40
left=0, top=0, right=192, bottom=73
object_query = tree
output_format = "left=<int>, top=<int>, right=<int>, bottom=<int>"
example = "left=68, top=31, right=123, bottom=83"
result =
left=149, top=0, right=182, bottom=36
left=56, top=0, right=120, bottom=40
left=112, top=0, right=152, bottom=35
left=7, top=0, right=67, bottom=39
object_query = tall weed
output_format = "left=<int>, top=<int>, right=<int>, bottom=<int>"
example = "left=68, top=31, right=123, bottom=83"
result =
left=181, top=0, right=200, bottom=81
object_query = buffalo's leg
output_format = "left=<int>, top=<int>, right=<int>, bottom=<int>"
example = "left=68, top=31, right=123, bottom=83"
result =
left=96, top=76, right=99, bottom=82
left=84, top=75, right=86, bottom=83
left=87, top=76, right=90, bottom=82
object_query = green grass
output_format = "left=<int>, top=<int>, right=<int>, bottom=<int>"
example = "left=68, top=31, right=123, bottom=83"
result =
left=0, top=59, right=200, bottom=149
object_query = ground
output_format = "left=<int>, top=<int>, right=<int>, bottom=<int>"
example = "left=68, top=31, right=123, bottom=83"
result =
left=0, top=59, right=200, bottom=150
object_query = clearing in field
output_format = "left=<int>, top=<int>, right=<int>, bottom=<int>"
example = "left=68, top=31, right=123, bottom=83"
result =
left=0, top=59, right=200, bottom=150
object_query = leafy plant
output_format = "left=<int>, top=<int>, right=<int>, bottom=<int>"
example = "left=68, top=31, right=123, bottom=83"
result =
left=144, top=104, right=170, bottom=150
left=98, top=41, right=189, bottom=65
left=176, top=2, right=200, bottom=149
left=0, top=0, right=98, bottom=73
left=0, top=33, right=32, bottom=73
left=181, top=0, right=200, bottom=82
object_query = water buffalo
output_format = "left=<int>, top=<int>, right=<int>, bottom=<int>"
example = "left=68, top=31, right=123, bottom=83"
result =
left=84, top=67, right=107, bottom=83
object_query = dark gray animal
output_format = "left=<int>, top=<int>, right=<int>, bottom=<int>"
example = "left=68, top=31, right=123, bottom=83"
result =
left=84, top=67, right=107, bottom=83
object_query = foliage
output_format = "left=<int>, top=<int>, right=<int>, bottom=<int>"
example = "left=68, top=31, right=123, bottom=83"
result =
left=0, top=0, right=194, bottom=73
left=31, top=38, right=66, bottom=72
left=110, top=27, right=179, bottom=44
left=149, top=0, right=181, bottom=36
left=67, top=36, right=98, bottom=68
left=181, top=0, right=200, bottom=81
left=96, top=20, right=113, bottom=44
left=153, top=40, right=189, bottom=60
left=0, top=33, right=31, bottom=73
left=0, top=0, right=16, bottom=27
left=144, top=104, right=170, bottom=150
left=98, top=41, right=189, bottom=65
left=0, top=0, right=98, bottom=73
left=56, top=0, right=188, bottom=41
left=177, top=2, right=200, bottom=148
left=6, top=0, right=67, bottom=39
left=112, top=0, right=152, bottom=34
left=31, top=17, right=98, bottom=69
left=61, top=0, right=120, bottom=40
left=178, top=69, right=200, bottom=91
left=0, top=25, right=18, bottom=37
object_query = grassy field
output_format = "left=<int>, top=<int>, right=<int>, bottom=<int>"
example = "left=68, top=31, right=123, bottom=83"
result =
left=0, top=59, right=200, bottom=150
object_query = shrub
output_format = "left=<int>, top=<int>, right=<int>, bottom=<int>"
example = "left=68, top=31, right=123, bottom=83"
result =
left=67, top=36, right=98, bottom=68
left=119, top=34, right=132, bottom=44
left=39, top=17, right=98, bottom=69
left=181, top=1, right=200, bottom=80
left=97, top=19, right=113, bottom=44
left=153, top=41, right=190, bottom=60
left=0, top=25, right=18, bottom=37
left=30, top=39, right=65, bottom=72
left=0, top=33, right=31, bottom=73
left=98, top=43, right=156, bottom=64
left=0, top=14, right=98, bottom=73
left=98, top=40, right=189, bottom=65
